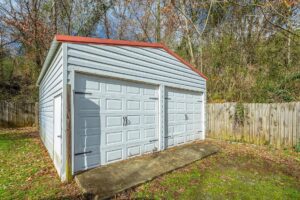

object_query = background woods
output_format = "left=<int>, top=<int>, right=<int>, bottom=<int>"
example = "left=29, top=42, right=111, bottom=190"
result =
left=0, top=0, right=299, bottom=103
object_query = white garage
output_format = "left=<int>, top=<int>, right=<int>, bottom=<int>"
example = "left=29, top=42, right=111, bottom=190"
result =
left=37, top=35, right=207, bottom=181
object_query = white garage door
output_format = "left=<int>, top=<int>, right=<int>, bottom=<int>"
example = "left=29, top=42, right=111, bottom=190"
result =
left=74, top=74, right=159, bottom=172
left=165, top=88, right=203, bottom=148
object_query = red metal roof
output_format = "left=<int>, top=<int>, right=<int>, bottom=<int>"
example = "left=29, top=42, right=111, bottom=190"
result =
left=55, top=35, right=208, bottom=80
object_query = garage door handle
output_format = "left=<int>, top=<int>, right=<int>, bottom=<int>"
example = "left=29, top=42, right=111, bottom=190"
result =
left=185, top=114, right=188, bottom=120
left=123, top=116, right=129, bottom=126
left=164, top=136, right=172, bottom=138
left=74, top=151, right=92, bottom=156
left=149, top=139, right=158, bottom=142
left=125, top=116, right=129, bottom=125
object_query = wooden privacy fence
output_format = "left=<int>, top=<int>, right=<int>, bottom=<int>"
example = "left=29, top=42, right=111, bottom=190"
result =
left=207, top=102, right=300, bottom=148
left=0, top=102, right=38, bottom=128
left=1, top=101, right=300, bottom=148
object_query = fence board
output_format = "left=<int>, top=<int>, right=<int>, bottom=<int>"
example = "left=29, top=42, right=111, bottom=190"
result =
left=207, top=102, right=300, bottom=148
left=0, top=101, right=37, bottom=128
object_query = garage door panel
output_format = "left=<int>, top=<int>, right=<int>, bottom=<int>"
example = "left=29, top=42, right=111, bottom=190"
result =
left=78, top=116, right=100, bottom=129
left=187, top=103, right=193, bottom=111
left=176, top=102, right=185, bottom=110
left=175, top=136, right=185, bottom=144
left=84, top=154, right=100, bottom=166
left=106, top=99, right=123, bottom=111
left=75, top=74, right=159, bottom=172
left=144, top=128, right=156, bottom=138
left=143, top=87, right=156, bottom=96
left=194, top=123, right=202, bottom=131
left=144, top=101, right=156, bottom=110
left=75, top=74, right=101, bottom=91
left=127, top=145, right=141, bottom=157
left=105, top=131, right=123, bottom=145
left=168, top=113, right=175, bottom=122
left=186, top=113, right=193, bottom=121
left=194, top=113, right=201, bottom=121
left=127, top=100, right=141, bottom=110
left=144, top=115, right=156, bottom=124
left=77, top=127, right=100, bottom=136
left=126, top=85, right=141, bottom=94
left=105, top=115, right=123, bottom=128
left=168, top=126, right=174, bottom=134
left=167, top=101, right=175, bottom=109
left=78, top=98, right=100, bottom=110
left=186, top=123, right=194, bottom=131
left=186, top=93, right=193, bottom=99
left=126, top=129, right=141, bottom=141
left=78, top=135, right=100, bottom=147
left=127, top=115, right=141, bottom=125
left=175, top=113, right=186, bottom=121
left=165, top=87, right=203, bottom=148
left=106, top=148, right=123, bottom=163
left=74, top=154, right=100, bottom=170
left=186, top=134, right=194, bottom=142
left=194, top=103, right=201, bottom=112
left=174, top=124, right=185, bottom=133
left=144, top=142, right=158, bottom=153
left=167, top=138, right=174, bottom=147
left=105, top=82, right=122, bottom=93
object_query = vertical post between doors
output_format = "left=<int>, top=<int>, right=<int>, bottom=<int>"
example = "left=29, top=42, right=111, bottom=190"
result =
left=159, top=85, right=165, bottom=150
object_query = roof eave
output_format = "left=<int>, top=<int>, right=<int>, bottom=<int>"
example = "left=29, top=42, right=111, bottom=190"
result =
left=36, top=39, right=61, bottom=86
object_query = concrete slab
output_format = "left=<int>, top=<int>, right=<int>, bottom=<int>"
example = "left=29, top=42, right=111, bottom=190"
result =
left=75, top=142, right=219, bottom=199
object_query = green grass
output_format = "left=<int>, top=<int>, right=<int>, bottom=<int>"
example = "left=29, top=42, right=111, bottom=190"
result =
left=134, top=169, right=300, bottom=200
left=129, top=141, right=300, bottom=200
left=1, top=129, right=299, bottom=199
left=0, top=128, right=81, bottom=199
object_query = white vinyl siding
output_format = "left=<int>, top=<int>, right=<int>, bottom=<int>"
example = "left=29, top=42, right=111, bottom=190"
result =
left=39, top=46, right=63, bottom=159
left=66, top=44, right=205, bottom=91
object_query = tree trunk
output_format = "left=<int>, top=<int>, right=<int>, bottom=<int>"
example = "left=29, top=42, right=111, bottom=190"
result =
left=180, top=0, right=195, bottom=65
left=156, top=0, right=161, bottom=42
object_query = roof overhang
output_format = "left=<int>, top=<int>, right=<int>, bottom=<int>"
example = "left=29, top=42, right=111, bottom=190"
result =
left=36, top=39, right=61, bottom=86
left=36, top=35, right=208, bottom=86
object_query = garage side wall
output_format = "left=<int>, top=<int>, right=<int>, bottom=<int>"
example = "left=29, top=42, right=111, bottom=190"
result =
left=39, top=46, right=63, bottom=158
left=66, top=44, right=206, bottom=91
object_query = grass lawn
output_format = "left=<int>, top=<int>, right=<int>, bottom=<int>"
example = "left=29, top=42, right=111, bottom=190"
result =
left=0, top=128, right=299, bottom=199
left=0, top=128, right=82, bottom=199
left=120, top=141, right=300, bottom=199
